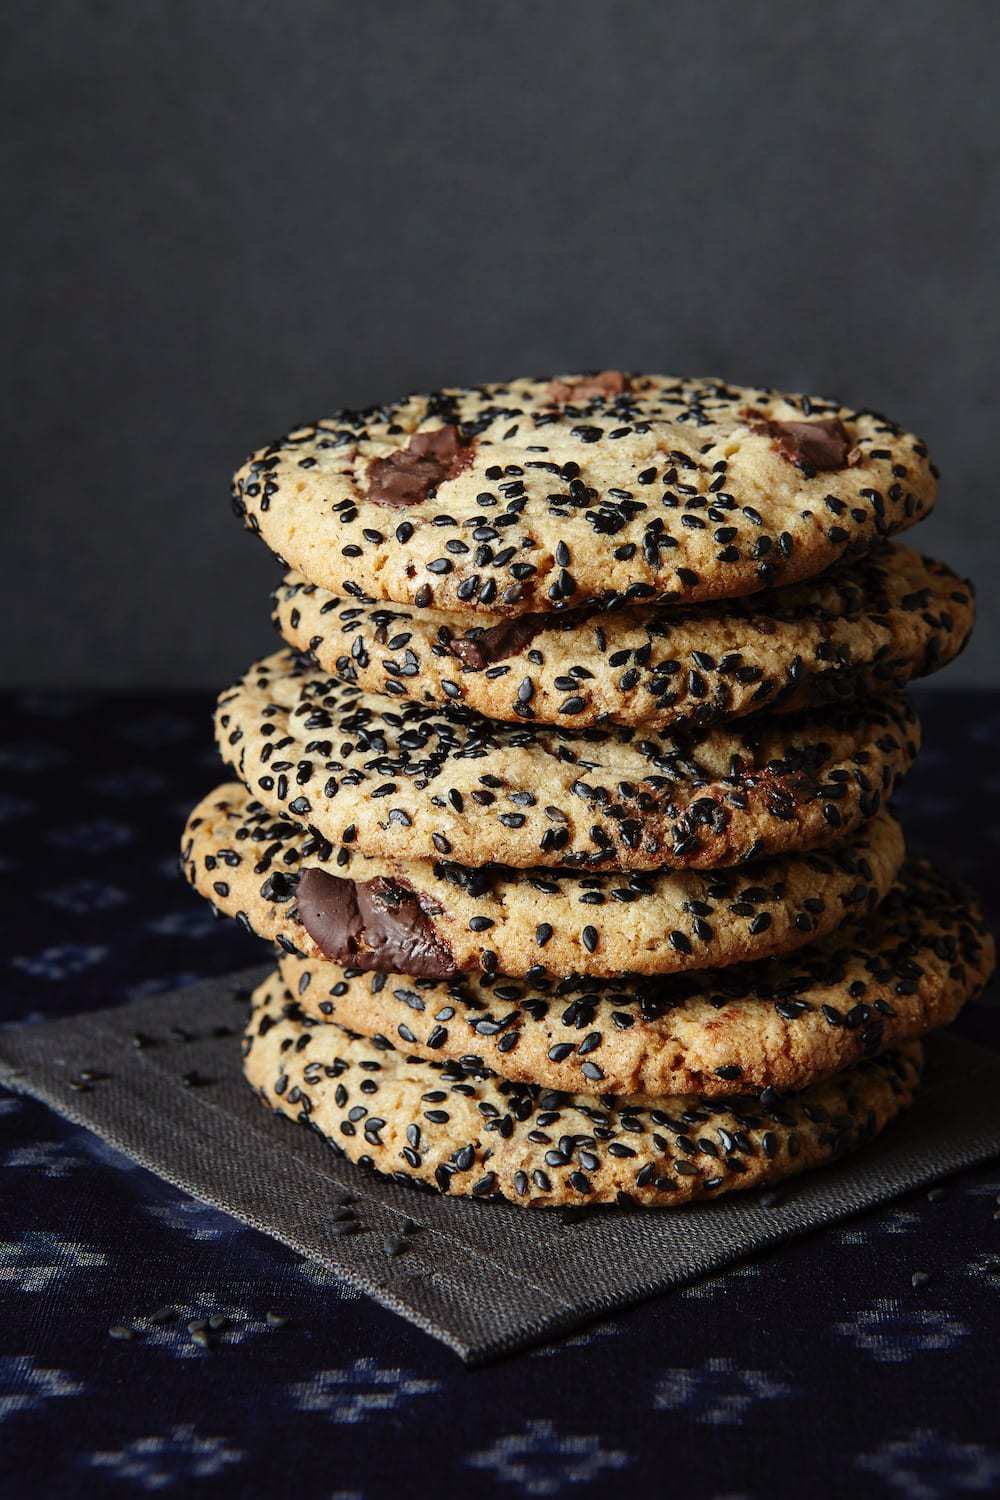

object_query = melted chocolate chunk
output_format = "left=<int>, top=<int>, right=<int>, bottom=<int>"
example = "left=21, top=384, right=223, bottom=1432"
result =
left=737, top=763, right=817, bottom=810
left=743, top=408, right=856, bottom=472
left=450, top=598, right=604, bottom=668
left=297, top=867, right=456, bottom=978
left=547, top=370, right=631, bottom=404
left=449, top=615, right=547, bottom=669
left=366, top=425, right=473, bottom=508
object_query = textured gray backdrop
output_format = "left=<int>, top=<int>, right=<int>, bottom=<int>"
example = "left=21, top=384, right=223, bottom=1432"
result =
left=4, top=0, right=998, bottom=689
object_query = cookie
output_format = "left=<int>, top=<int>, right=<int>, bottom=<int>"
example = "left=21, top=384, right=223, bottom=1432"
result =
left=275, top=860, right=992, bottom=1097
left=273, top=544, right=972, bottom=732
left=243, top=969, right=924, bottom=1208
left=232, top=374, right=937, bottom=617
left=215, top=650, right=920, bottom=870
left=181, top=782, right=904, bottom=979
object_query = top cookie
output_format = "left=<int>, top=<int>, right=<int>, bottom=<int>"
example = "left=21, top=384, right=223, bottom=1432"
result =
left=232, top=374, right=937, bottom=617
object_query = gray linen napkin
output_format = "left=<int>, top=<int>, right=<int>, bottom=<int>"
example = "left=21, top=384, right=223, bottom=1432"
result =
left=1, top=966, right=998, bottom=1364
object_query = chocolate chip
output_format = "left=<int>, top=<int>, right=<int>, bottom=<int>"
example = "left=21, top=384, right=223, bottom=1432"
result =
left=366, top=425, right=473, bottom=507
left=297, top=867, right=456, bottom=979
left=547, top=371, right=631, bottom=404
left=744, top=408, right=856, bottom=472
left=450, top=615, right=546, bottom=669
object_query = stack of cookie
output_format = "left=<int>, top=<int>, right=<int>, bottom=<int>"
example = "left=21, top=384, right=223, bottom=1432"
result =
left=182, top=373, right=994, bottom=1210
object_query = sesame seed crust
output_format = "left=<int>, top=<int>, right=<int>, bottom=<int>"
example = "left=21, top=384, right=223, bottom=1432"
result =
left=273, top=544, right=972, bottom=732
left=181, top=782, right=904, bottom=979
left=275, top=859, right=992, bottom=1098
left=242, top=969, right=925, bottom=1208
left=231, top=374, right=937, bottom=618
left=214, top=649, right=920, bottom=870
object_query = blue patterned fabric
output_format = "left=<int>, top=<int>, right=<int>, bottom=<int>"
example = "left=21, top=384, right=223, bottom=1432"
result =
left=1, top=688, right=998, bottom=1499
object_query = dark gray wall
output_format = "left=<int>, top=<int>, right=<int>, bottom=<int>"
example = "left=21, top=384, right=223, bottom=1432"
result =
left=4, top=0, right=998, bottom=689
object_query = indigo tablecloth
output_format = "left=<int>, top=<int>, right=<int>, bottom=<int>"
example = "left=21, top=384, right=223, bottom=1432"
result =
left=1, top=688, right=998, bottom=1498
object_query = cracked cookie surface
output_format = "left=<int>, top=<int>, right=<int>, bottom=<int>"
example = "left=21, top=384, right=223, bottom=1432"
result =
left=273, top=544, right=971, bottom=731
left=272, top=859, right=992, bottom=1097
left=181, top=782, right=904, bottom=980
left=215, top=650, right=920, bottom=870
left=243, top=969, right=925, bottom=1207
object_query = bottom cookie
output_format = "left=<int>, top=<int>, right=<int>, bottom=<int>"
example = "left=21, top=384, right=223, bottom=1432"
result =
left=243, top=970, right=923, bottom=1209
